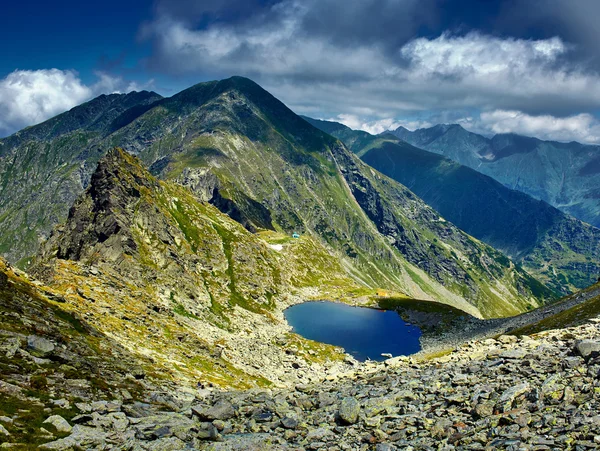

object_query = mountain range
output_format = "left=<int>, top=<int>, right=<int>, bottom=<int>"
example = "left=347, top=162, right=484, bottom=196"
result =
left=390, top=123, right=600, bottom=229
left=304, top=117, right=600, bottom=295
left=2, top=76, right=600, bottom=449
left=0, top=76, right=555, bottom=319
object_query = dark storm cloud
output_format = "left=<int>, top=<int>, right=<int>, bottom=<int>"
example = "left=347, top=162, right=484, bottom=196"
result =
left=296, top=0, right=439, bottom=49
left=497, top=0, right=600, bottom=67
left=139, top=0, right=600, bottom=143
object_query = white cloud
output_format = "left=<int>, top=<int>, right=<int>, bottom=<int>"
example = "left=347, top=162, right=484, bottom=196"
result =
left=475, top=110, right=600, bottom=144
left=0, top=69, right=151, bottom=137
left=0, top=69, right=92, bottom=136
left=332, top=114, right=432, bottom=135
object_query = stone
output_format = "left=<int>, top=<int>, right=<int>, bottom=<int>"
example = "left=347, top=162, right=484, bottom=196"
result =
left=39, top=425, right=107, bottom=450
left=43, top=415, right=72, bottom=433
left=497, top=383, right=530, bottom=413
left=339, top=397, right=360, bottom=425
left=499, top=349, right=527, bottom=359
left=575, top=340, right=600, bottom=359
left=192, top=400, right=235, bottom=421
left=541, top=374, right=565, bottom=403
left=281, top=415, right=299, bottom=429
left=27, top=335, right=55, bottom=356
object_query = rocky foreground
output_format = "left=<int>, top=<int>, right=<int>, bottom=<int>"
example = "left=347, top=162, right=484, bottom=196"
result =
left=28, top=318, right=600, bottom=450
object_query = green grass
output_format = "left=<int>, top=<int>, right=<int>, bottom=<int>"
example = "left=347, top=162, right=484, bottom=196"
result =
left=512, top=288, right=600, bottom=336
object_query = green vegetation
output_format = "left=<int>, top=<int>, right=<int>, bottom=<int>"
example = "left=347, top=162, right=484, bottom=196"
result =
left=512, top=283, right=600, bottom=335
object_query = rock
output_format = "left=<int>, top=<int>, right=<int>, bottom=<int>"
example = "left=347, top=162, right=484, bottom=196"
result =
left=27, top=335, right=55, bottom=356
left=339, top=397, right=360, bottom=425
left=43, top=415, right=72, bottom=433
left=4, top=337, right=21, bottom=358
left=497, top=383, right=530, bottom=413
left=575, top=340, right=600, bottom=359
left=541, top=374, right=565, bottom=403
left=39, top=425, right=107, bottom=450
left=499, top=349, right=527, bottom=359
left=197, top=423, right=220, bottom=441
left=431, top=419, right=453, bottom=439
left=202, top=433, right=283, bottom=450
left=281, top=415, right=298, bottom=429
left=251, top=409, right=273, bottom=423
left=0, top=425, right=9, bottom=436
left=305, top=427, right=334, bottom=442
left=192, top=400, right=235, bottom=421
left=473, top=400, right=495, bottom=419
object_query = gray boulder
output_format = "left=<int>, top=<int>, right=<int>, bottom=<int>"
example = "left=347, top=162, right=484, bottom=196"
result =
left=339, top=397, right=360, bottom=425
left=575, top=340, right=600, bottom=359
left=27, top=335, right=55, bottom=356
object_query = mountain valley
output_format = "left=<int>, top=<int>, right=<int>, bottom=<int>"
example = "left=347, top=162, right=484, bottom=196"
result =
left=304, top=117, right=600, bottom=295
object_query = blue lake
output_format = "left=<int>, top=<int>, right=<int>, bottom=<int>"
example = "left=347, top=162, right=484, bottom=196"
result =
left=284, top=301, right=422, bottom=361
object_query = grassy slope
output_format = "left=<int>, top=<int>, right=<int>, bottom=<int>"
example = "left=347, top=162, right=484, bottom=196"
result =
left=34, top=149, right=362, bottom=387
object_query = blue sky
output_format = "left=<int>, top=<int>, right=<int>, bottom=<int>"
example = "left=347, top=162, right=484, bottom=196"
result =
left=3, top=0, right=600, bottom=143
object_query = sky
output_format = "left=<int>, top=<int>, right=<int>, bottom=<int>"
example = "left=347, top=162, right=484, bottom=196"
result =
left=4, top=0, right=600, bottom=143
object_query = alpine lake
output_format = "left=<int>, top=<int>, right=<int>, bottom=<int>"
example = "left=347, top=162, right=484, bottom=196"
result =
left=284, top=301, right=422, bottom=361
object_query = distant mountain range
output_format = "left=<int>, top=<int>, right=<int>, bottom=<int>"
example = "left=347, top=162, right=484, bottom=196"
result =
left=304, top=117, right=600, bottom=294
left=389, top=123, right=600, bottom=228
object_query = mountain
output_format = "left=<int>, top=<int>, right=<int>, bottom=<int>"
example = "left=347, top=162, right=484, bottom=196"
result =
left=32, top=147, right=361, bottom=387
left=390, top=124, right=600, bottom=228
left=0, top=76, right=553, bottom=317
left=304, top=117, right=600, bottom=295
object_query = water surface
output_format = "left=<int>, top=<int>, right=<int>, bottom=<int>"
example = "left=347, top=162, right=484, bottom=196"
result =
left=285, top=301, right=421, bottom=361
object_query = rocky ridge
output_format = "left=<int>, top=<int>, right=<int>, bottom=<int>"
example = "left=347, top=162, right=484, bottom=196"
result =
left=32, top=148, right=364, bottom=389
left=303, top=117, right=600, bottom=295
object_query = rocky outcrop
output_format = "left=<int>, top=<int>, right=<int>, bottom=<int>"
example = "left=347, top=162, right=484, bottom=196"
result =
left=33, top=148, right=363, bottom=388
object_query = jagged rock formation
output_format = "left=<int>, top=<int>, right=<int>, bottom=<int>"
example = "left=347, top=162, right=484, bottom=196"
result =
left=0, top=91, right=163, bottom=265
left=304, top=117, right=600, bottom=295
left=390, top=124, right=600, bottom=229
left=1, top=77, right=553, bottom=317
